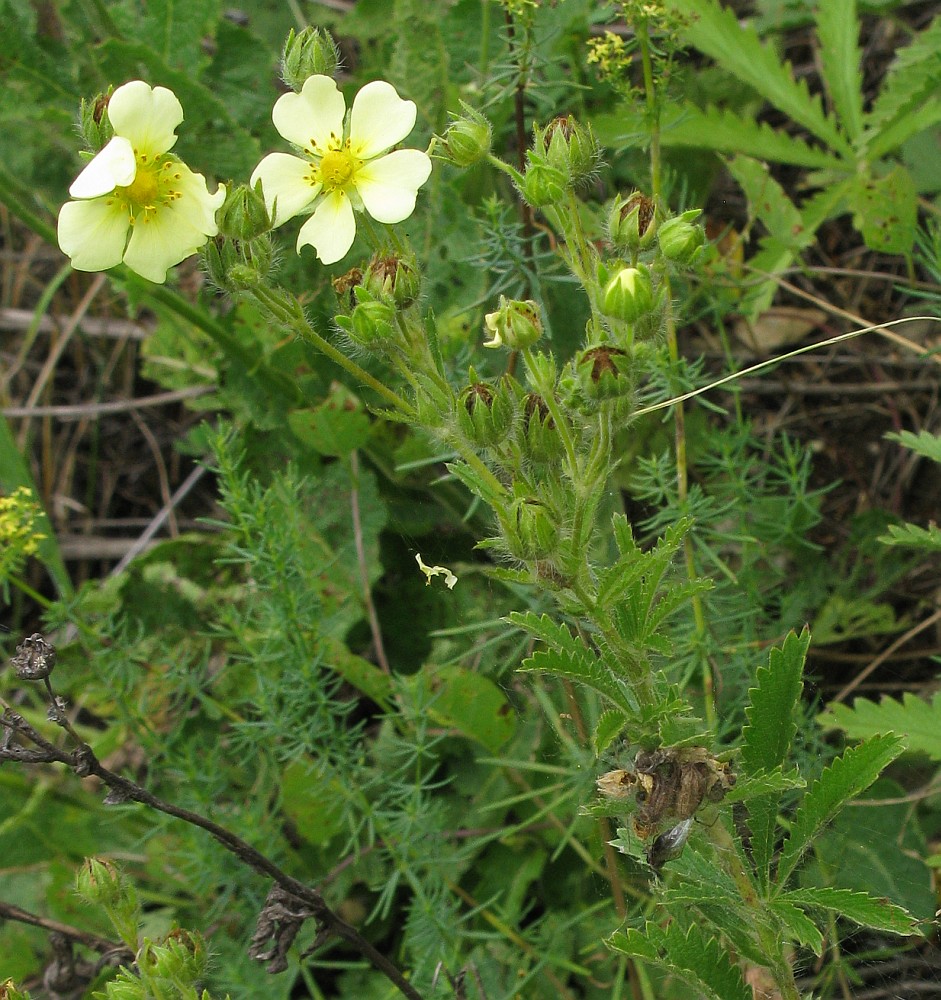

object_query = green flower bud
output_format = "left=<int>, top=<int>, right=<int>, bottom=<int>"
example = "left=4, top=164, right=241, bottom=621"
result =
left=75, top=858, right=132, bottom=910
left=363, top=250, right=421, bottom=309
left=601, top=264, right=655, bottom=323
left=202, top=233, right=274, bottom=291
left=457, top=379, right=514, bottom=448
left=340, top=296, right=396, bottom=350
left=608, top=192, right=657, bottom=252
left=520, top=392, right=564, bottom=464
left=281, top=27, right=341, bottom=90
left=483, top=296, right=543, bottom=350
left=518, top=160, right=568, bottom=208
left=441, top=102, right=492, bottom=167
left=508, top=497, right=559, bottom=561
left=143, top=929, right=208, bottom=982
left=575, top=345, right=635, bottom=401
left=217, top=182, right=272, bottom=241
left=658, top=209, right=706, bottom=265
left=78, top=90, right=115, bottom=153
left=535, top=115, right=600, bottom=189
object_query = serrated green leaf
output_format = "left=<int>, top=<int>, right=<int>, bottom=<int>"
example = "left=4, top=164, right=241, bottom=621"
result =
left=727, top=156, right=810, bottom=250
left=878, top=521, right=941, bottom=552
left=768, top=898, right=824, bottom=954
left=519, top=648, right=637, bottom=714
left=816, top=0, right=864, bottom=143
left=782, top=886, right=918, bottom=936
left=446, top=460, right=507, bottom=507
left=665, top=0, right=848, bottom=153
left=887, top=429, right=941, bottom=463
left=594, top=709, right=626, bottom=754
left=775, top=733, right=905, bottom=887
left=820, top=692, right=941, bottom=761
left=725, top=767, right=805, bottom=804
left=608, top=921, right=752, bottom=1000
left=851, top=166, right=918, bottom=254
left=741, top=629, right=808, bottom=776
left=659, top=104, right=844, bottom=168
left=865, top=14, right=941, bottom=159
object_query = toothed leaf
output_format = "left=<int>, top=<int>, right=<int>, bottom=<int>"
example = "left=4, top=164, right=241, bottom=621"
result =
left=816, top=0, right=864, bottom=142
left=782, top=886, right=918, bottom=937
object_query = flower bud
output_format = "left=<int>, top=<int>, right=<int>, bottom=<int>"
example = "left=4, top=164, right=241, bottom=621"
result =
left=340, top=296, right=396, bottom=350
left=78, top=90, right=114, bottom=152
left=441, top=102, right=492, bottom=167
left=658, top=209, right=706, bottom=265
left=363, top=251, right=421, bottom=309
left=520, top=393, right=564, bottom=464
left=217, top=183, right=272, bottom=241
left=332, top=267, right=364, bottom=313
left=483, top=296, right=543, bottom=350
left=575, top=345, right=635, bottom=401
left=608, top=192, right=657, bottom=252
left=535, top=115, right=600, bottom=189
left=518, top=161, right=568, bottom=208
left=601, top=265, right=655, bottom=323
left=202, top=233, right=273, bottom=291
left=142, top=929, right=208, bottom=982
left=10, top=633, right=56, bottom=682
left=457, top=379, right=514, bottom=448
left=75, top=858, right=134, bottom=911
left=281, top=27, right=341, bottom=90
left=508, top=497, right=559, bottom=561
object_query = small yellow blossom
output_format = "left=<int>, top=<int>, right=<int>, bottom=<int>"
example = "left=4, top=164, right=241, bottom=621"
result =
left=0, top=487, right=46, bottom=583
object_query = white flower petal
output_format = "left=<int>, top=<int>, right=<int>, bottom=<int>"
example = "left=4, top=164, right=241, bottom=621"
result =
left=250, top=152, right=320, bottom=226
left=349, top=81, right=417, bottom=159
left=108, top=81, right=183, bottom=154
left=172, top=165, right=226, bottom=234
left=297, top=190, right=356, bottom=265
left=57, top=198, right=129, bottom=272
left=68, top=136, right=136, bottom=199
left=272, top=75, right=346, bottom=152
left=123, top=211, right=196, bottom=283
left=355, top=149, right=432, bottom=224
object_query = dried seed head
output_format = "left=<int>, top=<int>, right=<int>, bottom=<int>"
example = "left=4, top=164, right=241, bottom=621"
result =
left=10, top=633, right=56, bottom=682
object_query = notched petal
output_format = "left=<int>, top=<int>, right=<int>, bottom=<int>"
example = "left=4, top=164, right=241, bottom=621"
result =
left=349, top=81, right=417, bottom=159
left=69, top=136, right=136, bottom=199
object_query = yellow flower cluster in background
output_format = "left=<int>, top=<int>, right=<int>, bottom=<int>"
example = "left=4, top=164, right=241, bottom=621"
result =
left=0, top=487, right=46, bottom=583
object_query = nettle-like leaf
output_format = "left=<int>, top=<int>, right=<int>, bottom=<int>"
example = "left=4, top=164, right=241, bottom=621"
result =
left=659, top=104, right=842, bottom=168
left=665, top=0, right=848, bottom=155
left=878, top=522, right=941, bottom=552
left=887, top=429, right=941, bottom=463
left=739, top=629, right=808, bottom=887
left=820, top=692, right=941, bottom=762
left=767, top=898, right=824, bottom=955
left=508, top=611, right=639, bottom=714
left=774, top=733, right=906, bottom=888
left=608, top=921, right=751, bottom=1000
left=865, top=14, right=941, bottom=160
left=593, top=708, right=627, bottom=754
left=816, top=0, right=864, bottom=143
left=781, top=886, right=918, bottom=937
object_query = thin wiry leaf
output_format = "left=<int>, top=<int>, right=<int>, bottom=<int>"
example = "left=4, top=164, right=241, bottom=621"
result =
left=659, top=104, right=844, bottom=168
left=665, top=0, right=848, bottom=154
left=775, top=733, right=905, bottom=887
left=782, top=886, right=918, bottom=937
left=816, top=0, right=864, bottom=142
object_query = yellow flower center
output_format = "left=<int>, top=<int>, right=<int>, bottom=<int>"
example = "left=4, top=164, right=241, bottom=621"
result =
left=319, top=148, right=355, bottom=192
left=120, top=160, right=160, bottom=207
left=115, top=155, right=184, bottom=224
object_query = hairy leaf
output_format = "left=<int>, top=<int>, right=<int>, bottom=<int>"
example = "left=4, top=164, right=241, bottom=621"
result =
left=887, top=429, right=941, bottom=463
left=782, top=886, right=918, bottom=937
left=767, top=898, right=824, bottom=955
left=608, top=921, right=752, bottom=1000
left=593, top=709, right=627, bottom=754
left=775, top=733, right=905, bottom=887
left=878, top=522, right=941, bottom=552
left=820, top=692, right=941, bottom=761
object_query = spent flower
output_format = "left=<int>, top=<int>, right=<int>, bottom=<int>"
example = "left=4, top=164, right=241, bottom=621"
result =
left=251, top=75, right=432, bottom=265
left=57, top=81, right=225, bottom=283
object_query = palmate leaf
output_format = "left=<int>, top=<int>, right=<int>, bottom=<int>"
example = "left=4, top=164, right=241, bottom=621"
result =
left=887, top=429, right=941, bottom=463
left=774, top=733, right=905, bottom=888
left=608, top=921, right=751, bottom=1000
left=816, top=0, right=864, bottom=143
left=781, top=886, right=918, bottom=937
left=665, top=0, right=848, bottom=154
left=659, top=104, right=844, bottom=169
left=820, top=692, right=941, bottom=762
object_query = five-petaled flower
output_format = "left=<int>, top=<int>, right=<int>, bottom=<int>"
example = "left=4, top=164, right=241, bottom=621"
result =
left=250, top=75, right=432, bottom=265
left=57, top=81, right=225, bottom=284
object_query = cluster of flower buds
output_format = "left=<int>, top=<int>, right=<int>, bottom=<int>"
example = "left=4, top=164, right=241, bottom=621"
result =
left=518, top=115, right=601, bottom=207
left=332, top=250, right=422, bottom=352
